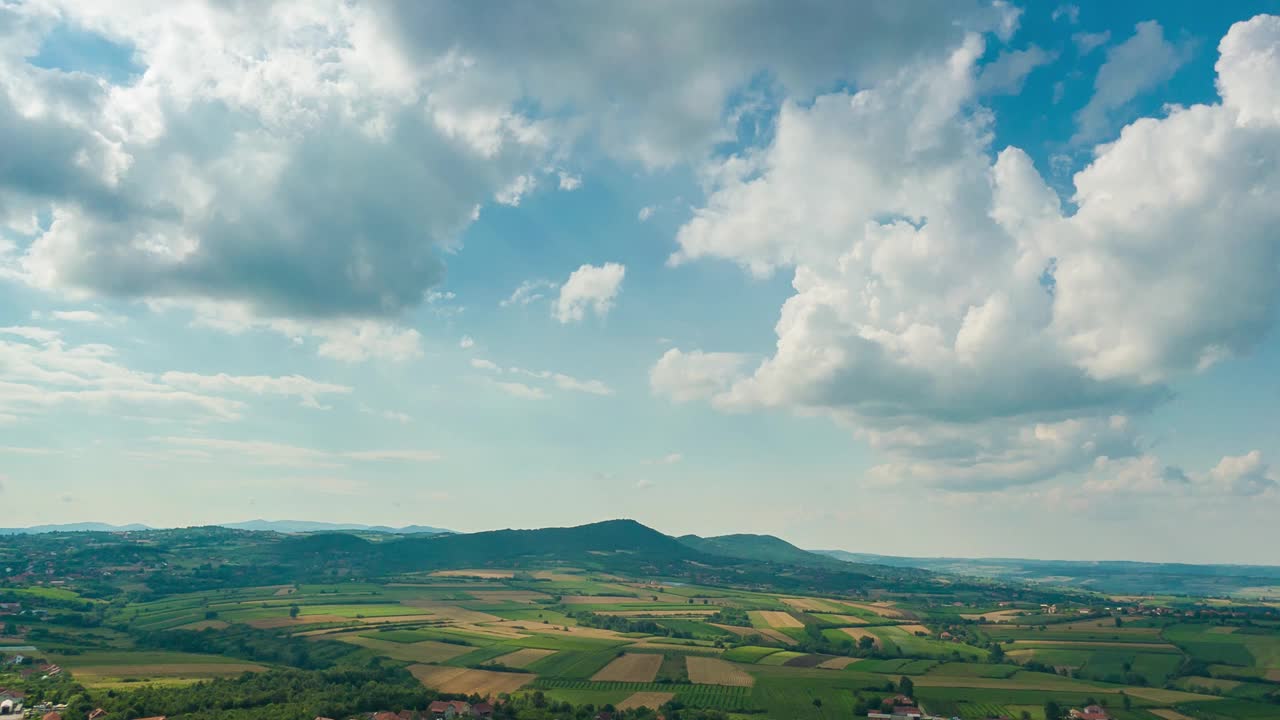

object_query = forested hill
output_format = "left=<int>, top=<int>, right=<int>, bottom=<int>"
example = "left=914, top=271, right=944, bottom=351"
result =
left=258, top=519, right=951, bottom=595
left=678, top=532, right=850, bottom=568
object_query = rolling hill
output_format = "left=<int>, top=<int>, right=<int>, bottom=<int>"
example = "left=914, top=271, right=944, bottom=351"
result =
left=678, top=532, right=846, bottom=568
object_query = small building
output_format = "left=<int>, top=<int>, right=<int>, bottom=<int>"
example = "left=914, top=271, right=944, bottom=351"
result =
left=470, top=702, right=494, bottom=718
left=427, top=702, right=470, bottom=720
left=43, top=712, right=62, bottom=720
left=0, top=689, right=24, bottom=716
left=1069, top=706, right=1110, bottom=720
left=88, top=709, right=107, bottom=720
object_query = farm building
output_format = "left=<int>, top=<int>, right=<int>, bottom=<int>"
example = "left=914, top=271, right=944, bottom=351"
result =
left=0, top=689, right=23, bottom=717
left=1069, top=706, right=1111, bottom=720
left=427, top=701, right=471, bottom=719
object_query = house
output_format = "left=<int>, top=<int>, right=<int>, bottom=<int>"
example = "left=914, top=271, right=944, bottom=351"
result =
left=593, top=712, right=613, bottom=720
left=1069, top=706, right=1110, bottom=720
left=374, top=712, right=402, bottom=720
left=88, top=709, right=107, bottom=720
left=427, top=701, right=470, bottom=719
left=43, top=712, right=62, bottom=720
left=0, top=603, right=20, bottom=615
left=470, top=702, right=494, bottom=718
left=0, top=689, right=24, bottom=716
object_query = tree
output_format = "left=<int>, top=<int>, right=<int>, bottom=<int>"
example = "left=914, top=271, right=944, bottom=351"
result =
left=1044, top=701, right=1062, bottom=720
left=897, top=676, right=914, bottom=698
left=988, top=643, right=1005, bottom=663
left=1121, top=692, right=1132, bottom=710
left=858, top=635, right=876, bottom=650
left=1114, top=616, right=1124, bottom=627
left=289, top=604, right=300, bottom=619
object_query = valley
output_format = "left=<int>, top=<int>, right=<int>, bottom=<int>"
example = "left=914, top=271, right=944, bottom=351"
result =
left=0, top=521, right=1277, bottom=720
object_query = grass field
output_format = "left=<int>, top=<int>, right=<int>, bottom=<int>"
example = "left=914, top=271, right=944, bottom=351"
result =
left=723, top=645, right=783, bottom=663
left=757, top=651, right=807, bottom=666
left=49, top=651, right=267, bottom=688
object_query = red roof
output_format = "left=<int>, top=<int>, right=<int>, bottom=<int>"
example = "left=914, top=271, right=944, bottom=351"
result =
left=375, top=712, right=401, bottom=720
left=44, top=713, right=63, bottom=720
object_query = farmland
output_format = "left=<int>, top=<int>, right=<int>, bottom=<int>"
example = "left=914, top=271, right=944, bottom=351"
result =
left=0, top=522, right=1278, bottom=720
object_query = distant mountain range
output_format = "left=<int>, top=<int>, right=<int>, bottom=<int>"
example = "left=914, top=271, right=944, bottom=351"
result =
left=814, top=549, right=1280, bottom=597
left=0, top=522, right=153, bottom=534
left=221, top=520, right=453, bottom=535
left=0, top=520, right=452, bottom=535
left=5, top=519, right=1273, bottom=597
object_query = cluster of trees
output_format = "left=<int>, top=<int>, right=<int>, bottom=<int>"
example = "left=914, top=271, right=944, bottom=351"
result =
left=706, top=607, right=749, bottom=627
left=50, top=668, right=736, bottom=720
left=572, top=612, right=693, bottom=638
left=130, top=626, right=359, bottom=670
left=72, top=665, right=436, bottom=720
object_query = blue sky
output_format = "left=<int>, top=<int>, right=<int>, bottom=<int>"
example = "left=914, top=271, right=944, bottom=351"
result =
left=1, top=1, right=1279, bottom=563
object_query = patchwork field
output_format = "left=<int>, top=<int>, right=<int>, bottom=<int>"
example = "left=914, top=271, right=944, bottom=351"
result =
left=590, top=653, right=662, bottom=682
left=843, top=601, right=908, bottom=618
left=685, top=656, right=754, bottom=686
left=780, top=597, right=842, bottom=612
left=837, top=626, right=881, bottom=647
left=430, top=570, right=516, bottom=579
left=19, top=553, right=1276, bottom=720
left=750, top=610, right=803, bottom=628
left=48, top=651, right=267, bottom=688
left=488, top=648, right=557, bottom=668
left=408, top=664, right=535, bottom=695
left=961, top=609, right=1025, bottom=622
left=616, top=691, right=675, bottom=710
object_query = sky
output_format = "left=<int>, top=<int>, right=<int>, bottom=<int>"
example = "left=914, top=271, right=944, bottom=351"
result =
left=1, top=1, right=1279, bottom=565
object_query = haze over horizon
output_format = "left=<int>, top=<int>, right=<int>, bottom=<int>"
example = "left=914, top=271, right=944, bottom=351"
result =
left=3, top=1, right=1279, bottom=566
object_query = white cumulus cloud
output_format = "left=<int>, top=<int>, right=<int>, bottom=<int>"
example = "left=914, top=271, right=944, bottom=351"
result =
left=553, top=262, right=625, bottom=324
